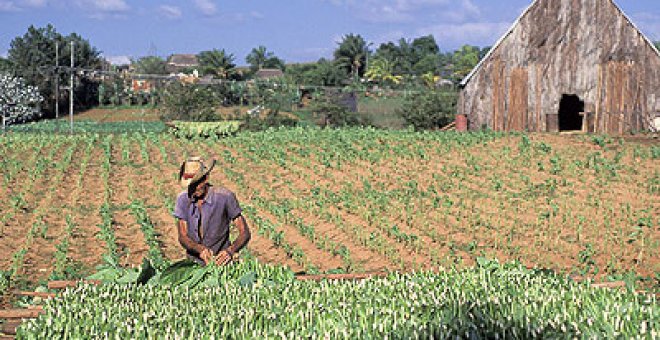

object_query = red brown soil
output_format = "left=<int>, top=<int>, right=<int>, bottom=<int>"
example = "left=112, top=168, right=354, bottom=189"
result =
left=74, top=108, right=160, bottom=123
left=0, top=132, right=657, bottom=288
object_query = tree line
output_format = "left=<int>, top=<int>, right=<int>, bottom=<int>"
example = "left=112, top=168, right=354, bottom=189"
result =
left=131, top=34, right=488, bottom=87
left=0, top=25, right=490, bottom=116
left=5, top=25, right=655, bottom=128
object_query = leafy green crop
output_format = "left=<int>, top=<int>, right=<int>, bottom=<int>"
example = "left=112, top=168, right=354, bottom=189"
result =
left=19, top=260, right=658, bottom=339
left=170, top=121, right=241, bottom=139
left=88, top=258, right=293, bottom=289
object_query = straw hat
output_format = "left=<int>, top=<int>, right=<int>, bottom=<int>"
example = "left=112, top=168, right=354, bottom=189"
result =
left=178, top=157, right=216, bottom=197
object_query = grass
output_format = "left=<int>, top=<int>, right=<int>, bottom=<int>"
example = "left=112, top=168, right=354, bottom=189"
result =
left=358, top=96, right=407, bottom=129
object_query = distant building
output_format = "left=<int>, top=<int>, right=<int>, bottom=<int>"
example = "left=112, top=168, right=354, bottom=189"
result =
left=114, top=64, right=131, bottom=77
left=254, top=68, right=284, bottom=80
left=132, top=78, right=155, bottom=93
left=458, top=0, right=660, bottom=134
left=197, top=75, right=223, bottom=85
left=167, top=54, right=199, bottom=74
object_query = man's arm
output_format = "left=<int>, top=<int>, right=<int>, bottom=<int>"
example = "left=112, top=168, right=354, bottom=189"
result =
left=228, top=215, right=251, bottom=255
left=216, top=215, right=251, bottom=265
left=177, top=219, right=211, bottom=261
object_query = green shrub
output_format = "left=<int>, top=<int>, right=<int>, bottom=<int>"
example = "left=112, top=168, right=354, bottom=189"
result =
left=159, top=82, right=220, bottom=122
left=169, top=121, right=241, bottom=139
left=398, top=90, right=457, bottom=129
left=309, top=94, right=369, bottom=128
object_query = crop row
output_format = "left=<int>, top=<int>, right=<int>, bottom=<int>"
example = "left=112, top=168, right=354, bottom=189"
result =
left=1, top=128, right=658, bottom=288
left=18, top=259, right=658, bottom=339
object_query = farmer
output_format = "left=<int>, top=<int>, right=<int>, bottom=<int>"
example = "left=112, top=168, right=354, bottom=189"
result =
left=174, top=157, right=251, bottom=266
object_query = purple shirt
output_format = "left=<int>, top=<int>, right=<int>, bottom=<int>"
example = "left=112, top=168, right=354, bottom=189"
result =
left=173, top=186, right=243, bottom=263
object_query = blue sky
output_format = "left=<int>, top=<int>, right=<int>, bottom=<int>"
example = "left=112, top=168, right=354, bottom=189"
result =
left=1, top=0, right=659, bottom=65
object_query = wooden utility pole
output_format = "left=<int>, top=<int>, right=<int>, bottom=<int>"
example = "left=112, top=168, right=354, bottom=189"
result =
left=69, top=41, right=74, bottom=134
left=55, top=41, right=59, bottom=120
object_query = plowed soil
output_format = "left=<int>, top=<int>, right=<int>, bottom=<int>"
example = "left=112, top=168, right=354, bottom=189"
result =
left=0, top=131, right=658, bottom=288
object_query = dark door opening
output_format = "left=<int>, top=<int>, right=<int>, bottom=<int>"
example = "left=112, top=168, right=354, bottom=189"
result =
left=558, top=94, right=584, bottom=131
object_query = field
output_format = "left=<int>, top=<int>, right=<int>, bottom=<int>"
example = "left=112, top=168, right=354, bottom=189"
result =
left=0, top=124, right=658, bottom=336
left=73, top=97, right=407, bottom=129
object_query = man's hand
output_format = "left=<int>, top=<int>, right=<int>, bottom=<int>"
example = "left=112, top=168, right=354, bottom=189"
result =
left=215, top=250, right=233, bottom=266
left=200, top=248, right=214, bottom=265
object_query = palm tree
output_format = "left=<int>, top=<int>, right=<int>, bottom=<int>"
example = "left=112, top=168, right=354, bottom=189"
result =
left=365, top=57, right=402, bottom=86
left=333, top=34, right=368, bottom=81
left=197, top=49, right=236, bottom=79
left=132, top=56, right=168, bottom=75
left=246, top=45, right=285, bottom=74
left=246, top=45, right=270, bottom=71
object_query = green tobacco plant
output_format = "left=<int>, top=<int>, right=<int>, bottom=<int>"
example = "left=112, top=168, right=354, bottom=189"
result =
left=169, top=121, right=241, bottom=139
left=20, top=260, right=658, bottom=339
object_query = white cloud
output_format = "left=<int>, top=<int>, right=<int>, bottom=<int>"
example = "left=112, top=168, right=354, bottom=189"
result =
left=0, top=0, right=20, bottom=11
left=194, top=0, right=217, bottom=16
left=324, top=0, right=480, bottom=24
left=158, top=5, right=182, bottom=19
left=75, top=0, right=129, bottom=19
left=21, top=0, right=46, bottom=7
left=105, top=55, right=131, bottom=65
left=0, top=50, right=8, bottom=58
left=419, top=21, right=510, bottom=48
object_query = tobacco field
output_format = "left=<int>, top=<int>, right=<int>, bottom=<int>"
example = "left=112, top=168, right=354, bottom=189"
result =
left=0, top=124, right=658, bottom=336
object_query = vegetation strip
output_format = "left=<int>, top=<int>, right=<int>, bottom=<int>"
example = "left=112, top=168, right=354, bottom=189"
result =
left=17, top=259, right=658, bottom=338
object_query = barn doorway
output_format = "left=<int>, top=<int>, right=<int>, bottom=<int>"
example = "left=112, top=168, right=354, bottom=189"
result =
left=558, top=94, right=584, bottom=131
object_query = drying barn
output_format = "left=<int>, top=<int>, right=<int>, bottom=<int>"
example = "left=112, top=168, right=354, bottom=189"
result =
left=458, top=0, right=660, bottom=133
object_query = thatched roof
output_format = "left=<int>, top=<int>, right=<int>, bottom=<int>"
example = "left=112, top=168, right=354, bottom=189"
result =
left=460, top=0, right=660, bottom=87
left=255, top=68, right=284, bottom=79
left=168, top=54, right=199, bottom=67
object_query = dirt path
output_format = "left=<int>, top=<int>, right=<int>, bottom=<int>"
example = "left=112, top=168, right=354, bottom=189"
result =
left=64, top=145, right=108, bottom=275
left=108, top=137, right=149, bottom=267
left=0, top=139, right=69, bottom=273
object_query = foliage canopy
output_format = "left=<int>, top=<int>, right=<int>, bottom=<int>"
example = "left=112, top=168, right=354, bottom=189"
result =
left=398, top=90, right=457, bottom=129
left=7, top=24, right=103, bottom=116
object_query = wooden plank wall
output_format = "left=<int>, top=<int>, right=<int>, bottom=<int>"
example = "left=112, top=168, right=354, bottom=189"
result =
left=492, top=60, right=505, bottom=131
left=508, top=67, right=529, bottom=131
left=596, top=61, right=647, bottom=134
left=535, top=64, right=543, bottom=132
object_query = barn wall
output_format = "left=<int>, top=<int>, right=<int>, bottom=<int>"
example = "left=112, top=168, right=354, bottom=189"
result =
left=460, top=0, right=660, bottom=133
